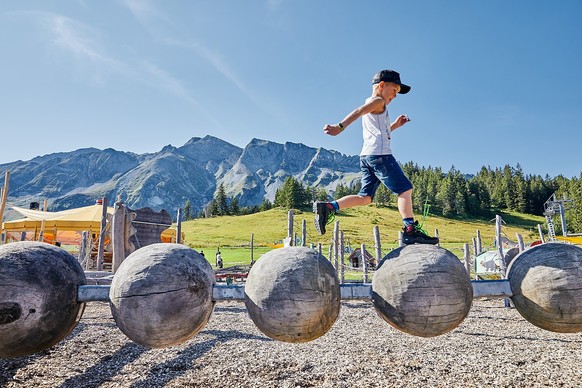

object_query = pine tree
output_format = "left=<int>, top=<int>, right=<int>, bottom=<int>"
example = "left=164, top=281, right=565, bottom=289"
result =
left=183, top=199, right=192, bottom=220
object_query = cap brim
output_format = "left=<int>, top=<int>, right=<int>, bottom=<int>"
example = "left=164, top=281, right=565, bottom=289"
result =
left=398, top=84, right=411, bottom=94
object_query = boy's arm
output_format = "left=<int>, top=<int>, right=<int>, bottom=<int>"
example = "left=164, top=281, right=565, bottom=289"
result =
left=390, top=114, right=411, bottom=131
left=323, top=97, right=385, bottom=136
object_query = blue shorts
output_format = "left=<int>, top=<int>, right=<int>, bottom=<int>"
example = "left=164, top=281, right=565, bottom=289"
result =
left=357, top=154, right=413, bottom=198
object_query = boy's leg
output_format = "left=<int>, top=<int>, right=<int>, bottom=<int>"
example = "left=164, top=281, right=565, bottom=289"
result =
left=397, top=189, right=414, bottom=219
left=314, top=156, right=378, bottom=235
left=369, top=155, right=438, bottom=245
left=397, top=189, right=438, bottom=245
left=314, top=195, right=371, bottom=235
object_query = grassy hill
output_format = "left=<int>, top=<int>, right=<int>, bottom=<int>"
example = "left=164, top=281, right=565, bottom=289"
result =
left=180, top=206, right=545, bottom=266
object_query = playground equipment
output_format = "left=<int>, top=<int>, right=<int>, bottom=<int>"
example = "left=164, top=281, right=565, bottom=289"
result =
left=1, top=241, right=581, bottom=359
left=245, top=247, right=340, bottom=342
left=109, top=244, right=215, bottom=348
left=544, top=193, right=582, bottom=244
left=372, top=244, right=473, bottom=337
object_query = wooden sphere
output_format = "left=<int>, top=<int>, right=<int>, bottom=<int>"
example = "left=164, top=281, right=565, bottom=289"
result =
left=109, top=244, right=215, bottom=348
left=244, top=246, right=340, bottom=343
left=508, top=243, right=582, bottom=333
left=372, top=244, right=473, bottom=337
left=0, top=242, right=86, bottom=359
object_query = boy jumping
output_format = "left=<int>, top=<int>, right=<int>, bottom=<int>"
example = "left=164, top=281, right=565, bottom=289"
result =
left=314, top=69, right=438, bottom=245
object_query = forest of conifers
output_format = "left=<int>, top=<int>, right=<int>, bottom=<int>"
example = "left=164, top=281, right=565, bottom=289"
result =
left=333, top=163, right=581, bottom=234
left=202, top=163, right=581, bottom=235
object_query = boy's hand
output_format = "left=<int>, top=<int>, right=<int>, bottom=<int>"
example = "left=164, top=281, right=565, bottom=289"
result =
left=323, top=124, right=343, bottom=136
left=392, top=115, right=411, bottom=130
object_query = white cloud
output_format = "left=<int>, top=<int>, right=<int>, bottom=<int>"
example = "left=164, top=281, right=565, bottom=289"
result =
left=49, top=15, right=116, bottom=66
left=140, top=61, right=199, bottom=107
left=119, top=0, right=171, bottom=25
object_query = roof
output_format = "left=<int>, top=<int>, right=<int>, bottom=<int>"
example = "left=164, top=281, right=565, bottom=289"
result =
left=2, top=204, right=113, bottom=232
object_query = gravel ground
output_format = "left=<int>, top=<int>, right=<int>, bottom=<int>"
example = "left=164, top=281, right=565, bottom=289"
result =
left=1, top=299, right=581, bottom=388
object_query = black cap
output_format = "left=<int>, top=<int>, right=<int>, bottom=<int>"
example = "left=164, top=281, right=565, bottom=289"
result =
left=372, top=70, right=411, bottom=94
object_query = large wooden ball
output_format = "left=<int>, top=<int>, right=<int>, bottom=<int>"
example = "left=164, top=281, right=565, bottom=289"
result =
left=508, top=243, right=582, bottom=333
left=244, top=246, right=340, bottom=343
left=372, top=244, right=473, bottom=337
left=109, top=244, right=215, bottom=348
left=0, top=242, right=86, bottom=359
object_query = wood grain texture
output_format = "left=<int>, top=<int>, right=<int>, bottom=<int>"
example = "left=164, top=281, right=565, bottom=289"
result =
left=244, top=246, right=340, bottom=343
left=109, top=244, right=215, bottom=348
left=372, top=244, right=473, bottom=337
left=508, top=243, right=582, bottom=333
left=0, top=242, right=86, bottom=359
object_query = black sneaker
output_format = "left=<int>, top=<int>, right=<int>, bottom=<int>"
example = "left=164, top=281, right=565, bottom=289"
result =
left=402, top=221, right=439, bottom=245
left=313, top=201, right=335, bottom=235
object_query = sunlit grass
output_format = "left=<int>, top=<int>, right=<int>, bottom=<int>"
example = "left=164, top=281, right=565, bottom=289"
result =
left=180, top=205, right=545, bottom=270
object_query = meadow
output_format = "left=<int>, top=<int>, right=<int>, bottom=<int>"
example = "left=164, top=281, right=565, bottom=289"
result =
left=180, top=206, right=545, bottom=272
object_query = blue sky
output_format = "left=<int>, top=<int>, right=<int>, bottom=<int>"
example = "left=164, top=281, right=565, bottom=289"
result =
left=1, top=1, right=581, bottom=178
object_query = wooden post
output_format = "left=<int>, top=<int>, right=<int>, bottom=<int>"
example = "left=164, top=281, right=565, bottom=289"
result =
left=318, top=242, right=322, bottom=256
left=373, top=225, right=382, bottom=264
left=112, top=200, right=126, bottom=273
left=340, top=230, right=345, bottom=284
left=0, top=171, right=10, bottom=233
left=516, top=233, right=525, bottom=252
left=328, top=244, right=333, bottom=261
left=463, top=243, right=471, bottom=277
left=96, top=197, right=108, bottom=271
left=537, top=224, right=546, bottom=243
left=495, top=215, right=506, bottom=276
left=333, top=221, right=339, bottom=271
left=472, top=237, right=478, bottom=256
left=79, top=231, right=88, bottom=269
left=287, top=210, right=294, bottom=246
left=496, top=215, right=510, bottom=308
left=301, top=219, right=306, bottom=247
left=361, top=243, right=368, bottom=283
left=398, top=230, right=404, bottom=247
left=250, top=233, right=255, bottom=264
left=38, top=220, right=45, bottom=242
left=476, top=230, right=482, bottom=254
left=435, top=229, right=440, bottom=247
left=176, top=208, right=182, bottom=244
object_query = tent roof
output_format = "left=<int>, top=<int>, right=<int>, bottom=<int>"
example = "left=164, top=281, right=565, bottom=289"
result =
left=2, top=204, right=113, bottom=232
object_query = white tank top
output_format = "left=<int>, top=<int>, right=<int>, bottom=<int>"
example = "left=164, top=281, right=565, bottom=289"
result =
left=360, top=98, right=391, bottom=156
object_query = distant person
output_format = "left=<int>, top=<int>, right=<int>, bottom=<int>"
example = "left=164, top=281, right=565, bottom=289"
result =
left=314, top=69, right=438, bottom=245
left=216, top=250, right=223, bottom=268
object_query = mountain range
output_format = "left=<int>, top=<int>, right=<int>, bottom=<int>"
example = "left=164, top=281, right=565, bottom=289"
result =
left=0, top=136, right=361, bottom=219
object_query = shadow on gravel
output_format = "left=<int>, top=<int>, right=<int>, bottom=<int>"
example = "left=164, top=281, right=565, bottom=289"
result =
left=59, top=342, right=146, bottom=388
left=0, top=319, right=92, bottom=386
left=214, top=306, right=248, bottom=314
left=458, top=331, right=581, bottom=343
left=129, top=330, right=270, bottom=388
left=341, top=302, right=371, bottom=309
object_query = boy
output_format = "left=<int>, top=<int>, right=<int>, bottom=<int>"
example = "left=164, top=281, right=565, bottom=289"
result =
left=314, top=69, right=438, bottom=245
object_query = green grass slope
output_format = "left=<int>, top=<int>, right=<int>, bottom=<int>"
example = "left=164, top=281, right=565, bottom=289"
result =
left=180, top=206, right=545, bottom=265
